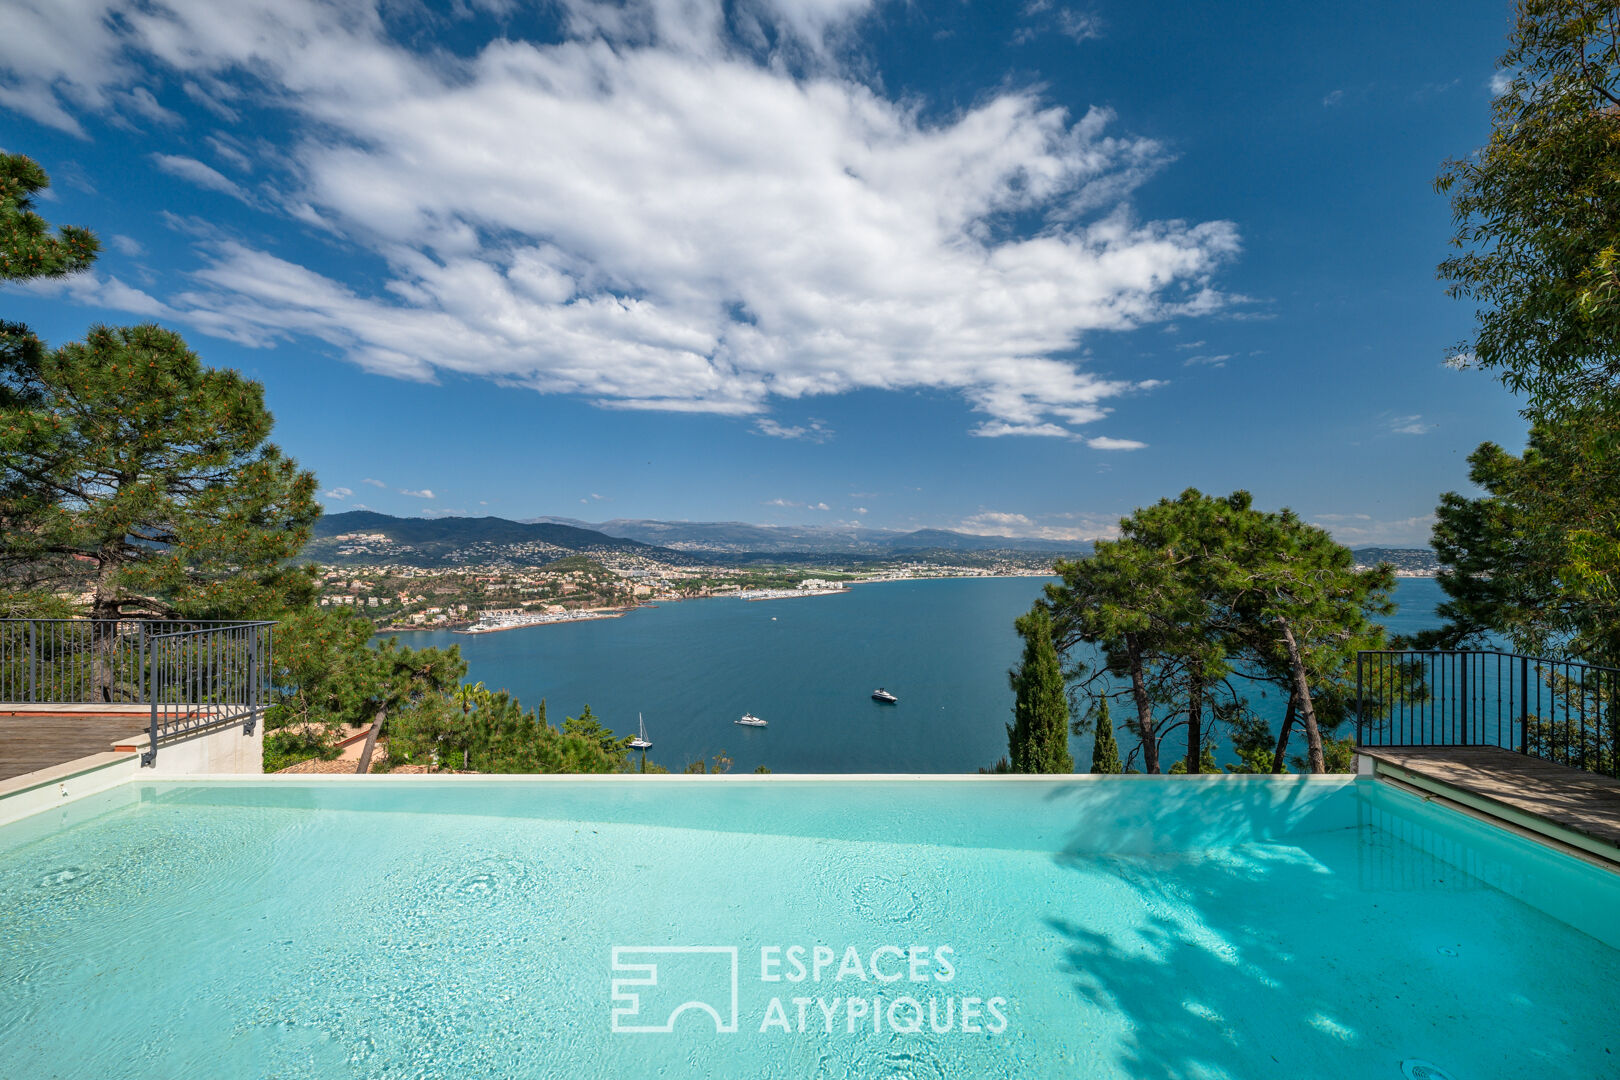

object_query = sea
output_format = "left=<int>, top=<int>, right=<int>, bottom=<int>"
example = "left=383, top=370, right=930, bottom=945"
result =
left=384, top=575, right=1447, bottom=774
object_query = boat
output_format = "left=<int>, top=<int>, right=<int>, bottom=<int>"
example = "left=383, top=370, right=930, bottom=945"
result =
left=871, top=688, right=898, bottom=704
left=629, top=713, right=653, bottom=750
left=735, top=713, right=768, bottom=727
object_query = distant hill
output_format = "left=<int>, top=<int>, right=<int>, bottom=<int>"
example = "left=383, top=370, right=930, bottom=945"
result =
left=307, top=511, right=672, bottom=567
left=526, top=517, right=1093, bottom=556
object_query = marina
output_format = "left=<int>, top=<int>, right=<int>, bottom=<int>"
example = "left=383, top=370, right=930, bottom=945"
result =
left=736, top=585, right=848, bottom=601
left=454, top=609, right=626, bottom=634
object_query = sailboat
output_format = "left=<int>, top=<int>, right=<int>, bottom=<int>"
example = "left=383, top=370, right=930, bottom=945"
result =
left=629, top=713, right=653, bottom=750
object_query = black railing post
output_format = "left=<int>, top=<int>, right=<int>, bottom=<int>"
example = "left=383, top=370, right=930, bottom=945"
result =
left=1356, top=652, right=1364, bottom=746
left=1520, top=655, right=1530, bottom=756
left=143, top=635, right=159, bottom=768
left=1459, top=652, right=1469, bottom=745
left=27, top=620, right=36, bottom=703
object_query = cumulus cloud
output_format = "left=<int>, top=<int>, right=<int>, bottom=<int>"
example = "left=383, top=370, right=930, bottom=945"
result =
left=323, top=486, right=354, bottom=499
left=362, top=477, right=388, bottom=488
left=1085, top=435, right=1145, bottom=450
left=399, top=488, right=435, bottom=499
left=1489, top=70, right=1513, bottom=96
left=0, top=0, right=1240, bottom=435
left=109, top=234, right=144, bottom=255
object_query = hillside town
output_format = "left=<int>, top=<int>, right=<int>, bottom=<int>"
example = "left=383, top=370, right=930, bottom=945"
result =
left=315, top=533, right=1062, bottom=630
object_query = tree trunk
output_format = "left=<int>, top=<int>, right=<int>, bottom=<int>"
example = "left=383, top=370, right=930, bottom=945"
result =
left=1270, top=690, right=1297, bottom=774
left=1185, top=673, right=1203, bottom=773
left=89, top=552, right=121, bottom=702
left=1277, top=617, right=1326, bottom=773
left=356, top=710, right=384, bottom=774
left=1126, top=634, right=1159, bottom=774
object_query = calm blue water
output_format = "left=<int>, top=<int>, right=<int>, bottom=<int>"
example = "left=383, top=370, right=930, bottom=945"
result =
left=2, top=776, right=1617, bottom=1079
left=388, top=577, right=1448, bottom=774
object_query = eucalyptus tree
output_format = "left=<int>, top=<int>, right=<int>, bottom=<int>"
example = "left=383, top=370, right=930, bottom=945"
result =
left=1429, top=0, right=1620, bottom=663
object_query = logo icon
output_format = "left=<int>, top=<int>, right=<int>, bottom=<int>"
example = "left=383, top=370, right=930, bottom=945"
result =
left=610, top=946, right=740, bottom=1034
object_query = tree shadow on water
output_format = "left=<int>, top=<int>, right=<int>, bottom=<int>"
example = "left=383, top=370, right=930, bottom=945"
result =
left=1034, top=783, right=1604, bottom=1080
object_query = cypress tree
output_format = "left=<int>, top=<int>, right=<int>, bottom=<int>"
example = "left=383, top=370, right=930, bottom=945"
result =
left=1090, top=698, right=1122, bottom=774
left=1006, top=607, right=1073, bottom=773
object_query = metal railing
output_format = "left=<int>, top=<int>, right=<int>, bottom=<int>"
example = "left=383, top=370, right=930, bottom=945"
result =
left=0, top=618, right=273, bottom=767
left=1356, top=649, right=1620, bottom=779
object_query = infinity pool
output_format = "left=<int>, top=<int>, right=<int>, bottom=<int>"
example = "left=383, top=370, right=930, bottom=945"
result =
left=2, top=777, right=1617, bottom=1079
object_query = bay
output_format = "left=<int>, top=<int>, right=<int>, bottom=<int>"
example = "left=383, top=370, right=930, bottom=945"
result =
left=385, top=575, right=1447, bottom=774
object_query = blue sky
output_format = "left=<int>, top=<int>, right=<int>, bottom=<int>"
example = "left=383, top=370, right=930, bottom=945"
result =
left=1, top=0, right=1525, bottom=545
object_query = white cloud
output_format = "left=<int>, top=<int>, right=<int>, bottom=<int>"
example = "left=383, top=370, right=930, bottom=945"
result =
left=149, top=154, right=248, bottom=201
left=1311, top=513, right=1435, bottom=548
left=957, top=509, right=1112, bottom=540
left=1489, top=70, right=1513, bottom=96
left=1182, top=353, right=1232, bottom=367
left=810, top=501, right=830, bottom=511
left=20, top=271, right=171, bottom=317
left=1055, top=10, right=1102, bottom=43
left=853, top=506, right=867, bottom=514
left=1085, top=435, right=1145, bottom=450
left=1322, top=89, right=1344, bottom=107
left=1386, top=414, right=1432, bottom=436
left=764, top=497, right=800, bottom=507
left=970, top=421, right=1073, bottom=438
left=1172, top=339, right=1205, bottom=350
left=0, top=0, right=1240, bottom=434
left=399, top=488, right=435, bottom=499
left=754, top=417, right=833, bottom=442
left=963, top=511, right=1034, bottom=530
left=362, top=477, right=388, bottom=487
left=1444, top=351, right=1476, bottom=371
left=109, top=234, right=144, bottom=256
left=322, top=486, right=354, bottom=499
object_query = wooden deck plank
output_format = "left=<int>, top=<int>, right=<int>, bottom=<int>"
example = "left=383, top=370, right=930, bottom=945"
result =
left=0, top=714, right=148, bottom=781
left=1360, top=745, right=1620, bottom=850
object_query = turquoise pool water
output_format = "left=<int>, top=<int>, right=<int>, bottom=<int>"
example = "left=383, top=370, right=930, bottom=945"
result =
left=2, top=778, right=1617, bottom=1079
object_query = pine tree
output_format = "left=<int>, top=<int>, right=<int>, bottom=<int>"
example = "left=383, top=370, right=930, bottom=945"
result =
left=1, top=154, right=98, bottom=283
left=0, top=323, right=320, bottom=622
left=1090, top=698, right=1122, bottom=774
left=1006, top=606, right=1073, bottom=773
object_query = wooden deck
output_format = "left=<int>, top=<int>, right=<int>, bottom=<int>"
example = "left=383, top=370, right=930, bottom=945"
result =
left=0, top=712, right=147, bottom=781
left=1360, top=745, right=1620, bottom=858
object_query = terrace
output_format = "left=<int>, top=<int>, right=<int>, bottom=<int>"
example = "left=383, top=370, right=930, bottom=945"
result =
left=0, top=619, right=271, bottom=817
left=1356, top=648, right=1620, bottom=865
